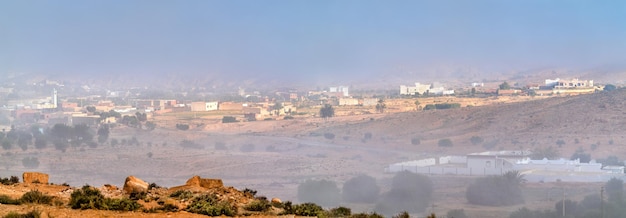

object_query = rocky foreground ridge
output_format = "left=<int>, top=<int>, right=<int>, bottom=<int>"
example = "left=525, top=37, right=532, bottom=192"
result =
left=0, top=172, right=319, bottom=218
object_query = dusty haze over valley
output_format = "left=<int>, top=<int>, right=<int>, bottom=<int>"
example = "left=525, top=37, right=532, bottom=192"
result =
left=2, top=1, right=626, bottom=218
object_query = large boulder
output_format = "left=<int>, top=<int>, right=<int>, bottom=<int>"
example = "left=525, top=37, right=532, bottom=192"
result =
left=185, top=175, right=223, bottom=189
left=23, top=172, right=49, bottom=184
left=122, top=176, right=149, bottom=194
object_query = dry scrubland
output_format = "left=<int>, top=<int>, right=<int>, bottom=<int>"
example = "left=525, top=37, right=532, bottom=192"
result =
left=2, top=90, right=625, bottom=217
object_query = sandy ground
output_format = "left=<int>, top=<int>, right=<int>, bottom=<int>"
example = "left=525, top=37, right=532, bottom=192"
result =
left=1, top=92, right=623, bottom=217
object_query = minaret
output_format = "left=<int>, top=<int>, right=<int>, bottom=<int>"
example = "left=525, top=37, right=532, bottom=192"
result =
left=53, top=88, right=58, bottom=108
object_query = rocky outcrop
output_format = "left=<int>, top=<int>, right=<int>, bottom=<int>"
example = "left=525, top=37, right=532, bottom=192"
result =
left=271, top=198, right=282, bottom=204
left=23, top=172, right=49, bottom=184
left=185, top=175, right=223, bottom=189
left=122, top=176, right=149, bottom=194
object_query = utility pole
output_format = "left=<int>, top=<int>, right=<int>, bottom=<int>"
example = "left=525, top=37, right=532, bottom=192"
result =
left=562, top=187, right=565, bottom=217
left=601, top=186, right=604, bottom=218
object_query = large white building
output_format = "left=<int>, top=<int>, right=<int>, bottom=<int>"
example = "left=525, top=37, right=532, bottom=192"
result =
left=386, top=150, right=624, bottom=182
left=400, top=82, right=454, bottom=95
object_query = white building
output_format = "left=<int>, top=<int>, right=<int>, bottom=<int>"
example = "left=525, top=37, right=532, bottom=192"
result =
left=400, top=82, right=454, bottom=95
left=329, top=86, right=349, bottom=97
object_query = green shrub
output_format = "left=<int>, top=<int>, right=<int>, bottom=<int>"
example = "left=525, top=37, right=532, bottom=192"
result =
left=411, top=137, right=421, bottom=145
left=324, top=133, right=336, bottom=140
left=222, top=116, right=238, bottom=123
left=70, top=185, right=107, bottom=210
left=69, top=185, right=141, bottom=211
left=466, top=171, right=524, bottom=206
left=470, top=136, right=484, bottom=145
left=20, top=190, right=53, bottom=205
left=144, top=203, right=180, bottom=213
left=297, top=179, right=341, bottom=207
left=244, top=198, right=271, bottom=212
left=3, top=210, right=40, bottom=218
left=186, top=194, right=236, bottom=216
left=240, top=144, right=255, bottom=152
left=329, top=206, right=352, bottom=217
left=342, top=174, right=379, bottom=203
left=242, top=188, right=257, bottom=197
left=0, top=195, right=21, bottom=205
left=106, top=198, right=143, bottom=211
left=170, top=190, right=194, bottom=200
left=375, top=171, right=433, bottom=215
left=438, top=138, right=453, bottom=147
left=446, top=209, right=468, bottom=218
left=21, top=157, right=39, bottom=169
left=392, top=211, right=409, bottom=218
left=175, top=124, right=189, bottom=130
left=129, top=191, right=147, bottom=201
left=0, top=176, right=19, bottom=185
left=293, top=202, right=324, bottom=216
left=423, top=103, right=461, bottom=110
left=350, top=212, right=385, bottom=218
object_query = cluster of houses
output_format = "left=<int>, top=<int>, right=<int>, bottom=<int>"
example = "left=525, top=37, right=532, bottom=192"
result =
left=400, top=78, right=599, bottom=97
left=386, top=150, right=625, bottom=182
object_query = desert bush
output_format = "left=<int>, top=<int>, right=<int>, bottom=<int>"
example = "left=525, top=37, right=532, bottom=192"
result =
left=411, top=137, right=421, bottom=145
left=244, top=198, right=271, bottom=212
left=375, top=171, right=433, bottom=215
left=470, top=136, right=484, bottom=145
left=531, top=146, right=559, bottom=160
left=186, top=194, right=236, bottom=216
left=21, top=157, right=39, bottom=169
left=170, top=190, right=194, bottom=200
left=438, top=138, right=453, bottom=147
left=292, top=202, right=324, bottom=216
left=148, top=183, right=160, bottom=190
left=240, top=144, right=255, bottom=152
left=214, top=142, right=227, bottom=150
left=0, top=195, right=20, bottom=205
left=597, top=156, right=624, bottom=167
left=20, top=190, right=53, bottom=205
left=350, top=212, right=385, bottom=218
left=324, top=133, right=336, bottom=140
left=145, top=203, right=180, bottom=213
left=69, top=185, right=141, bottom=211
left=392, top=211, right=409, bottom=218
left=466, top=171, right=524, bottom=206
left=180, top=140, right=203, bottom=149
left=297, top=179, right=341, bottom=207
left=222, top=116, right=238, bottom=123
left=509, top=207, right=556, bottom=218
left=329, top=206, right=352, bottom=217
left=146, top=152, right=153, bottom=158
left=242, top=188, right=257, bottom=197
left=284, top=115, right=294, bottom=120
left=483, top=139, right=499, bottom=150
left=106, top=198, right=143, bottom=211
left=0, top=176, right=19, bottom=185
left=423, top=103, right=461, bottom=110
left=342, top=174, right=380, bottom=203
left=363, top=132, right=372, bottom=140
left=3, top=210, right=40, bottom=218
left=446, top=209, right=468, bottom=218
left=570, top=148, right=591, bottom=163
left=175, top=124, right=189, bottom=130
left=129, top=191, right=147, bottom=201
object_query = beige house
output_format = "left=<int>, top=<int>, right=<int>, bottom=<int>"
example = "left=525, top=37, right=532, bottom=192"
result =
left=191, top=101, right=218, bottom=111
left=339, top=98, right=359, bottom=106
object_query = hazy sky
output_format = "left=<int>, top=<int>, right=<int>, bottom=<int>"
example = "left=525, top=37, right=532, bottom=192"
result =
left=1, top=0, right=625, bottom=81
